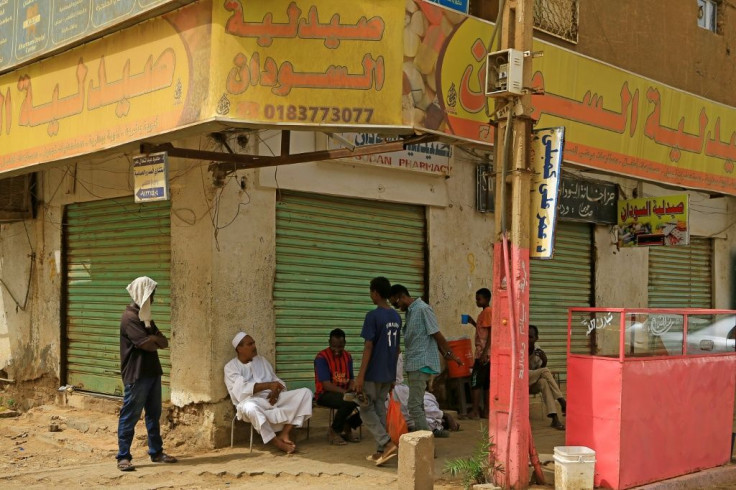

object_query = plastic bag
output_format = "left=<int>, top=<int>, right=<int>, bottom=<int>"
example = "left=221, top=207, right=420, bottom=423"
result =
left=386, top=390, right=408, bottom=445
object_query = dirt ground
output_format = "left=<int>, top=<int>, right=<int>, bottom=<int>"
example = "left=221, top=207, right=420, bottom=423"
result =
left=0, top=387, right=563, bottom=490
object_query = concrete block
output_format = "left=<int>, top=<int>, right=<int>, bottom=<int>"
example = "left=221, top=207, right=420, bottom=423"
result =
left=398, top=430, right=434, bottom=490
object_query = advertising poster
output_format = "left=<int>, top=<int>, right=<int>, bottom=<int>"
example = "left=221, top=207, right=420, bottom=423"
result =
left=617, top=194, right=690, bottom=247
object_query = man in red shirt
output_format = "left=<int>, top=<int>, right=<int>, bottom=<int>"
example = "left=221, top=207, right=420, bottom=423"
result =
left=314, top=328, right=362, bottom=444
left=465, top=288, right=492, bottom=419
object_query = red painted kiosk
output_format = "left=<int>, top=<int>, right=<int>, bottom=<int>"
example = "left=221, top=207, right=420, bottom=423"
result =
left=566, top=308, right=736, bottom=489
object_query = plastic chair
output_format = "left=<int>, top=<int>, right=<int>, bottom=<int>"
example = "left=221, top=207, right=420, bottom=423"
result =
left=230, top=414, right=254, bottom=453
left=230, top=412, right=311, bottom=452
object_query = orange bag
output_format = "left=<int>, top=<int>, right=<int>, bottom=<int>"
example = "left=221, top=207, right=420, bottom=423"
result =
left=386, top=390, right=408, bottom=445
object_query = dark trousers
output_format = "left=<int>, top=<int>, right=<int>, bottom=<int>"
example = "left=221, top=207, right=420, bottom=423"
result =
left=316, top=391, right=362, bottom=432
left=116, top=375, right=163, bottom=461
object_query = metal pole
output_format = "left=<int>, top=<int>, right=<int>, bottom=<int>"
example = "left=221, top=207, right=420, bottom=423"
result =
left=489, top=0, right=534, bottom=488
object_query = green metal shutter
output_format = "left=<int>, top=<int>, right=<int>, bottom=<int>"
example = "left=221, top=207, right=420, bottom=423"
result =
left=64, top=198, right=171, bottom=399
left=530, top=222, right=592, bottom=378
left=275, top=191, right=426, bottom=390
left=648, top=238, right=712, bottom=308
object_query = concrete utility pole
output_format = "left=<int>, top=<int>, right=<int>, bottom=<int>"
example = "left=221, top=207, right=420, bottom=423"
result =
left=488, top=0, right=534, bottom=488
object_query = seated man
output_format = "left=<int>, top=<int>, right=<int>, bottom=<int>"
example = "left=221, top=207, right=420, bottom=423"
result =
left=314, top=328, right=362, bottom=445
left=529, top=325, right=567, bottom=430
left=224, top=332, right=313, bottom=453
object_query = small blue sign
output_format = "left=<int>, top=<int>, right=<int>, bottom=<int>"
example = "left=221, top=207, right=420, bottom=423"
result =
left=427, top=0, right=469, bottom=14
left=136, top=187, right=166, bottom=200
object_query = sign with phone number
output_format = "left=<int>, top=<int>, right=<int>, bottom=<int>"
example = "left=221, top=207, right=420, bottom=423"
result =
left=262, top=104, right=374, bottom=124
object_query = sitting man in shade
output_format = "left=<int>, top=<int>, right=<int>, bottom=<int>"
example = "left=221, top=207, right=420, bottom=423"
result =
left=224, top=332, right=313, bottom=453
left=314, top=328, right=362, bottom=445
left=529, top=324, right=567, bottom=430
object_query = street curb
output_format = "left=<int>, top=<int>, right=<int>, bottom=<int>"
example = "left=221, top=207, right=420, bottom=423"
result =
left=632, top=463, right=736, bottom=489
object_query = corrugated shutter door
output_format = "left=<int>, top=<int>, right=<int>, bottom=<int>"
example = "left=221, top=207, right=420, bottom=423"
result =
left=530, top=222, right=592, bottom=378
left=65, top=198, right=171, bottom=399
left=275, top=192, right=426, bottom=390
left=648, top=238, right=712, bottom=308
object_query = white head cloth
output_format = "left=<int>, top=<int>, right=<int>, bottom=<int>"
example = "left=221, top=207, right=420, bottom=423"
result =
left=232, top=332, right=248, bottom=349
left=126, top=276, right=157, bottom=328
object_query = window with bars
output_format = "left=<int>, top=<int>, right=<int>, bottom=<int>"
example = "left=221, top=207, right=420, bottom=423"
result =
left=697, top=0, right=720, bottom=33
left=534, top=0, right=579, bottom=44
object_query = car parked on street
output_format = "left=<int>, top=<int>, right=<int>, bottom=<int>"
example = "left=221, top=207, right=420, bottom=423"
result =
left=626, top=315, right=736, bottom=356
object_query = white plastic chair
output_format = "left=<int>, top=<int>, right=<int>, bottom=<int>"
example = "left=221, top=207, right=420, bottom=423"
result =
left=230, top=414, right=254, bottom=453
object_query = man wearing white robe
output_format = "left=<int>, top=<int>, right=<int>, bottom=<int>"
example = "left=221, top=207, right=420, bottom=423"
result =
left=224, top=332, right=312, bottom=453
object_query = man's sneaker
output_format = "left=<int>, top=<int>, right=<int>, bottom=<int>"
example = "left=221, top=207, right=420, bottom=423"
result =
left=433, top=429, right=450, bottom=438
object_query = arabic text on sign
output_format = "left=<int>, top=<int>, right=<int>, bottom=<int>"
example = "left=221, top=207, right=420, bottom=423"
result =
left=223, top=1, right=385, bottom=48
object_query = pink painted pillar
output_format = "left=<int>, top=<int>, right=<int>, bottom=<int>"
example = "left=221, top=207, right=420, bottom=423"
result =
left=489, top=240, right=530, bottom=488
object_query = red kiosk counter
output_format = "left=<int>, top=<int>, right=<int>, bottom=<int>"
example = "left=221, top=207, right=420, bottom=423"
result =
left=565, top=308, right=736, bottom=489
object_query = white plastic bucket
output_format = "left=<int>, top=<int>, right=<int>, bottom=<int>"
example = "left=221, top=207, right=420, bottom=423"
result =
left=553, top=446, right=596, bottom=490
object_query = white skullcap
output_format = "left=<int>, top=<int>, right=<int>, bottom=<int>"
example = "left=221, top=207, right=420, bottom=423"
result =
left=232, top=332, right=248, bottom=349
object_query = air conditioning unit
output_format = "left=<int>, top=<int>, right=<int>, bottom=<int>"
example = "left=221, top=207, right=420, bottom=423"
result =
left=0, top=174, right=36, bottom=222
left=485, top=49, right=524, bottom=97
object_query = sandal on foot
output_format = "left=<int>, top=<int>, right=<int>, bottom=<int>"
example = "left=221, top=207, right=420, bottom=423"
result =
left=375, top=444, right=398, bottom=466
left=366, top=452, right=382, bottom=462
left=330, top=436, right=348, bottom=446
left=341, top=432, right=360, bottom=443
left=117, top=459, right=135, bottom=471
left=151, top=453, right=178, bottom=463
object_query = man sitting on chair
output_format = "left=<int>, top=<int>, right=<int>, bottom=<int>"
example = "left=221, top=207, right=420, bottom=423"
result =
left=529, top=325, right=567, bottom=430
left=314, top=328, right=362, bottom=445
left=224, top=332, right=313, bottom=453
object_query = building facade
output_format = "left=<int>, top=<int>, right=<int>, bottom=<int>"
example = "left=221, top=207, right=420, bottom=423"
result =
left=0, top=0, right=734, bottom=447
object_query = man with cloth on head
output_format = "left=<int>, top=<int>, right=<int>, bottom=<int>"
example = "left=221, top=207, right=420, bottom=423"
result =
left=116, top=276, right=177, bottom=472
left=224, top=332, right=313, bottom=453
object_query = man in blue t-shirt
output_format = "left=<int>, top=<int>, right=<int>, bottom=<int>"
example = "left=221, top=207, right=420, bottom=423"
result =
left=355, top=276, right=401, bottom=466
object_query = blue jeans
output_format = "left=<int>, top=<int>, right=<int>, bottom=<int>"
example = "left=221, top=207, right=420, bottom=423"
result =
left=360, top=381, right=392, bottom=452
left=116, top=376, right=163, bottom=461
left=407, top=371, right=431, bottom=431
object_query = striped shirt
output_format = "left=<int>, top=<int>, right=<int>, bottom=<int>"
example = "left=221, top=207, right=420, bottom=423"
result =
left=314, top=347, right=354, bottom=396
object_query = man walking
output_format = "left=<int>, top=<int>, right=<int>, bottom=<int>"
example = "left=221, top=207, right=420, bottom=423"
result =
left=116, top=276, right=177, bottom=471
left=389, top=284, right=462, bottom=435
left=465, top=287, right=492, bottom=419
left=355, top=277, right=401, bottom=466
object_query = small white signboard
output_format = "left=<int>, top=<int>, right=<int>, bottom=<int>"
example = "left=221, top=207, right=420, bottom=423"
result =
left=133, top=152, right=170, bottom=203
left=328, top=133, right=452, bottom=176
left=530, top=127, right=565, bottom=259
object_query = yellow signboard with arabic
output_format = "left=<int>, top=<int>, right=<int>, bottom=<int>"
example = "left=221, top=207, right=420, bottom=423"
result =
left=617, top=195, right=689, bottom=247
left=411, top=0, right=736, bottom=196
left=531, top=47, right=736, bottom=197
left=0, top=1, right=211, bottom=174
left=210, top=0, right=403, bottom=128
